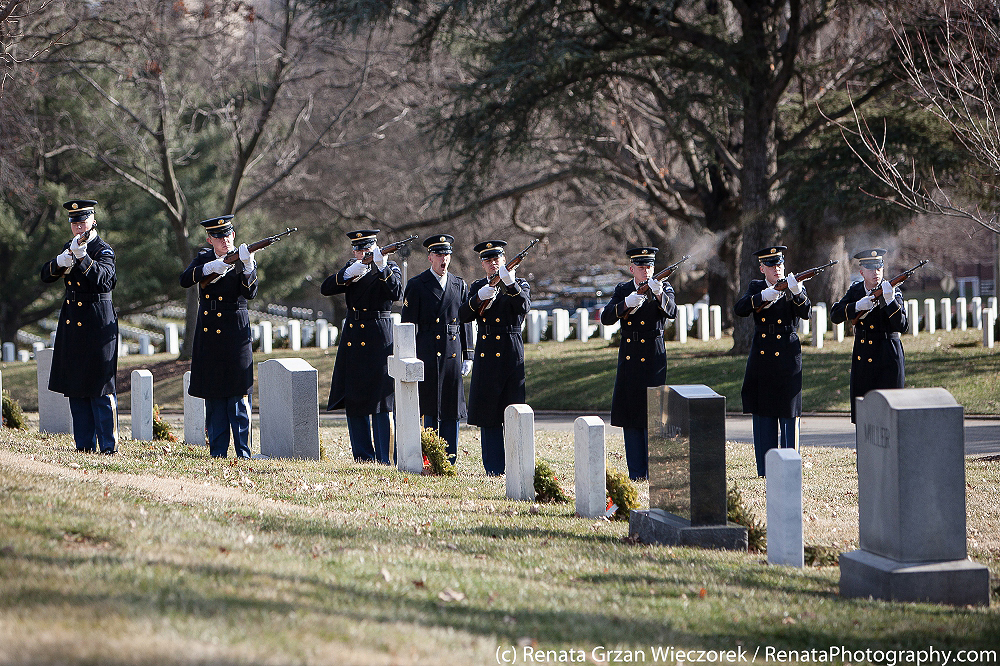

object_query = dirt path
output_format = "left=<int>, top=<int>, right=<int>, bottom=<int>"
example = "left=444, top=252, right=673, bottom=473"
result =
left=0, top=449, right=336, bottom=519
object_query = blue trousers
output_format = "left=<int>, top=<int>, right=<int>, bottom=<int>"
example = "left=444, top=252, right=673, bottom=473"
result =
left=347, top=413, right=392, bottom=464
left=751, top=415, right=799, bottom=476
left=68, top=395, right=118, bottom=454
left=480, top=426, right=505, bottom=475
left=622, top=427, right=649, bottom=481
left=422, top=415, right=459, bottom=462
left=205, top=394, right=252, bottom=459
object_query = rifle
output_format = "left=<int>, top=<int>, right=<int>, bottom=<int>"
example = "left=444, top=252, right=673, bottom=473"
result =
left=850, top=260, right=927, bottom=326
left=55, top=228, right=94, bottom=276
left=754, top=259, right=839, bottom=313
left=626, top=255, right=691, bottom=315
left=477, top=238, right=540, bottom=315
left=199, top=227, right=297, bottom=288
left=358, top=234, right=418, bottom=266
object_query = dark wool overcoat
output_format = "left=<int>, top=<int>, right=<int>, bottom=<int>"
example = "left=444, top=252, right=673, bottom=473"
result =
left=830, top=281, right=908, bottom=422
left=40, top=235, right=118, bottom=398
left=733, top=280, right=811, bottom=419
left=322, top=260, right=402, bottom=415
left=401, top=269, right=474, bottom=422
left=458, top=277, right=530, bottom=428
left=180, top=248, right=258, bottom=399
left=600, top=281, right=677, bottom=429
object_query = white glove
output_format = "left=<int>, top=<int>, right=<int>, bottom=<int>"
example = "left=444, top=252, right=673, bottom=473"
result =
left=462, top=360, right=473, bottom=376
left=786, top=273, right=802, bottom=295
left=477, top=283, right=498, bottom=301
left=56, top=249, right=75, bottom=268
left=624, top=291, right=646, bottom=308
left=372, top=246, right=388, bottom=270
left=70, top=234, right=88, bottom=259
left=238, top=244, right=256, bottom=274
left=499, top=264, right=515, bottom=286
left=880, top=280, right=894, bottom=304
left=855, top=295, right=874, bottom=312
left=647, top=278, right=663, bottom=296
left=204, top=258, right=232, bottom=276
left=344, top=260, right=368, bottom=279
left=761, top=287, right=781, bottom=302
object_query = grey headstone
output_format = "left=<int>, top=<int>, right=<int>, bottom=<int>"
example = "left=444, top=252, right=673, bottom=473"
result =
left=708, top=305, right=722, bottom=340
left=766, top=448, right=804, bottom=567
left=316, top=319, right=329, bottom=349
left=35, top=348, right=72, bottom=434
left=138, top=333, right=153, bottom=355
left=984, top=310, right=996, bottom=349
left=574, top=416, right=606, bottom=518
left=258, top=358, right=320, bottom=459
left=840, top=388, right=989, bottom=605
left=288, top=319, right=301, bottom=351
left=972, top=297, right=982, bottom=329
left=956, top=297, right=968, bottom=330
left=527, top=310, right=541, bottom=344
left=940, top=298, right=952, bottom=331
left=694, top=303, right=709, bottom=340
left=1, top=342, right=14, bottom=362
left=923, top=299, right=936, bottom=333
left=504, top=404, right=535, bottom=501
left=183, top=371, right=206, bottom=446
left=833, top=320, right=845, bottom=342
left=16, top=350, right=29, bottom=362
left=552, top=309, right=570, bottom=342
left=575, top=308, right=591, bottom=340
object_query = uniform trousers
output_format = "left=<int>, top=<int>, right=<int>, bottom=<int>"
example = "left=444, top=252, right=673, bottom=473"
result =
left=622, top=427, right=649, bottom=481
left=751, top=415, right=799, bottom=476
left=480, top=426, right=505, bottom=476
left=205, top=394, right=252, bottom=459
left=422, top=415, right=459, bottom=462
left=347, top=413, right=392, bottom=464
left=68, top=395, right=118, bottom=454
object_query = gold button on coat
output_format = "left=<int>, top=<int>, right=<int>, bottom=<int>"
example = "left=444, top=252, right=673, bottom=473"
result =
left=216, top=329, right=221, bottom=334
left=77, top=301, right=82, bottom=306
left=437, top=352, right=441, bottom=356
left=360, top=341, right=365, bottom=346
left=203, top=328, right=208, bottom=332
left=774, top=351, right=779, bottom=356
left=347, top=342, right=352, bottom=346
left=436, top=335, right=441, bottom=340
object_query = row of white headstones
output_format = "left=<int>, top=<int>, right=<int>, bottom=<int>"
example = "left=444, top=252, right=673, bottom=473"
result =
left=25, top=324, right=612, bottom=518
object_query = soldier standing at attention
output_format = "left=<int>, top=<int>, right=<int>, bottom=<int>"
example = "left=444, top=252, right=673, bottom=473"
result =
left=734, top=245, right=811, bottom=476
left=401, top=234, right=474, bottom=462
left=322, top=229, right=402, bottom=464
left=459, top=240, right=531, bottom=475
left=41, top=199, right=119, bottom=454
left=180, top=215, right=258, bottom=458
left=600, top=247, right=677, bottom=481
left=829, top=249, right=908, bottom=423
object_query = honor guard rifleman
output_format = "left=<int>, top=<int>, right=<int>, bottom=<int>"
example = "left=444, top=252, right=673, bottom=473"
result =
left=401, top=234, right=474, bottom=461
left=600, top=246, right=677, bottom=481
left=830, top=248, right=908, bottom=423
left=734, top=245, right=811, bottom=476
left=180, top=215, right=258, bottom=458
left=322, top=229, right=403, bottom=464
left=458, top=240, right=531, bottom=475
left=40, top=199, right=120, bottom=453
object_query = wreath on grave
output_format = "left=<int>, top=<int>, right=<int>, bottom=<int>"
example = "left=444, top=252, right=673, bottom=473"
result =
left=534, top=460, right=570, bottom=503
left=152, top=404, right=177, bottom=443
left=2, top=390, right=26, bottom=430
left=605, top=469, right=639, bottom=521
left=421, top=428, right=456, bottom=476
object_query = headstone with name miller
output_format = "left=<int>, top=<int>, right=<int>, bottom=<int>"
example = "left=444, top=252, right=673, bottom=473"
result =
left=840, top=388, right=989, bottom=606
left=258, top=358, right=320, bottom=459
left=387, top=323, right=424, bottom=473
left=35, top=348, right=72, bottom=434
left=504, top=404, right=536, bottom=501
left=630, top=385, right=747, bottom=549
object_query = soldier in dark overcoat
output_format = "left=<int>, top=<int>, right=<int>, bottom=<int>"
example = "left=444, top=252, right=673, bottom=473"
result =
left=180, top=215, right=258, bottom=458
left=458, top=240, right=531, bottom=475
left=829, top=248, right=908, bottom=423
left=733, top=245, right=811, bottom=476
left=40, top=199, right=119, bottom=453
left=600, top=246, right=677, bottom=480
left=401, top=234, right=474, bottom=462
left=322, top=229, right=403, bottom=464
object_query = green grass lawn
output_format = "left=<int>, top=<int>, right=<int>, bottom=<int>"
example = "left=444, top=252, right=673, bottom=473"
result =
left=0, top=422, right=997, bottom=664
left=3, top=328, right=1000, bottom=414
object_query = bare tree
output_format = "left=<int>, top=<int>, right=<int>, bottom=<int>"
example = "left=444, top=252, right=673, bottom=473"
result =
left=41, top=0, right=406, bottom=357
left=841, top=0, right=1000, bottom=232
